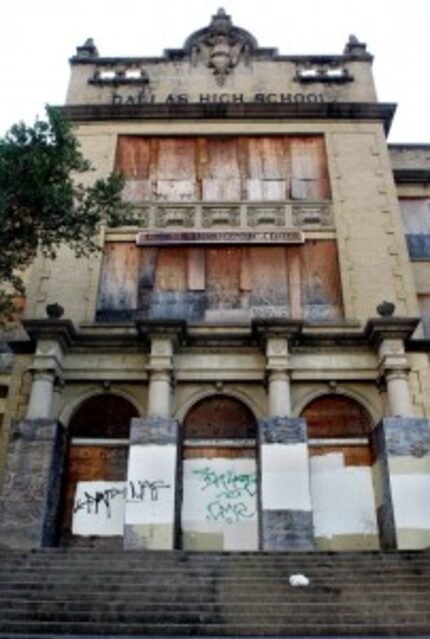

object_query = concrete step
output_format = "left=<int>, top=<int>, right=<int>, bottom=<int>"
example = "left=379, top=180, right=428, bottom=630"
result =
left=1, top=620, right=430, bottom=636
left=0, top=550, right=429, bottom=636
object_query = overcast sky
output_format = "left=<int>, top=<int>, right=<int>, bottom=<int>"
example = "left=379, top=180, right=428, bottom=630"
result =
left=1, top=0, right=429, bottom=142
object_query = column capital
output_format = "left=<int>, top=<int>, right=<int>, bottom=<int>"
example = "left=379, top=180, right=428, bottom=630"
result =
left=267, top=369, right=290, bottom=382
left=136, top=319, right=186, bottom=348
left=28, top=367, right=58, bottom=382
left=252, top=319, right=303, bottom=347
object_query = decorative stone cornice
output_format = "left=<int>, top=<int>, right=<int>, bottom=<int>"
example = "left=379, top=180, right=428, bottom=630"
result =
left=22, top=319, right=77, bottom=353
left=136, top=319, right=186, bottom=346
left=364, top=317, right=420, bottom=348
left=252, top=319, right=303, bottom=346
left=57, top=102, right=396, bottom=134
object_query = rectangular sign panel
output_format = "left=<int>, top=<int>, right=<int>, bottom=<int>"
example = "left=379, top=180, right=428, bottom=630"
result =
left=136, top=230, right=304, bottom=246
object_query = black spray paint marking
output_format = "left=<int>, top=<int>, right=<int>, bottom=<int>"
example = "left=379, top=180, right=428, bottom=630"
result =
left=127, top=479, right=171, bottom=503
left=73, top=488, right=126, bottom=519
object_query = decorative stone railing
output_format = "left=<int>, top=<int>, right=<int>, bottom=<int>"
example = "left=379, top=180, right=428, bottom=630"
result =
left=128, top=201, right=333, bottom=231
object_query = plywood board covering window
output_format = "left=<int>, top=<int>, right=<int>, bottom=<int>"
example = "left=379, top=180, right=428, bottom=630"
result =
left=97, top=241, right=343, bottom=322
left=116, top=135, right=330, bottom=202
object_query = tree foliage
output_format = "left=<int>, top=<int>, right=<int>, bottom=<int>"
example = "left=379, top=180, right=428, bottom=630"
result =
left=0, top=107, right=131, bottom=320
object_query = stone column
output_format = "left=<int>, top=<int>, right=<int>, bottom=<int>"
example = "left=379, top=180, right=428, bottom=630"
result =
left=147, top=335, right=174, bottom=419
left=123, top=417, right=180, bottom=550
left=268, top=368, right=291, bottom=419
left=365, top=318, right=419, bottom=419
left=27, top=370, right=56, bottom=419
left=378, top=339, right=413, bottom=418
left=372, top=417, right=430, bottom=549
left=125, top=321, right=185, bottom=550
left=259, top=417, right=313, bottom=550
left=253, top=320, right=302, bottom=418
left=0, top=320, right=75, bottom=547
left=0, top=419, right=66, bottom=548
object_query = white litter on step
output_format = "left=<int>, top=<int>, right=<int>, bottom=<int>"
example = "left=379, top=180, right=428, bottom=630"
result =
left=289, top=573, right=310, bottom=587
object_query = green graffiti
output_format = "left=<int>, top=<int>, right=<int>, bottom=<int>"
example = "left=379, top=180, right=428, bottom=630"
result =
left=192, top=466, right=257, bottom=523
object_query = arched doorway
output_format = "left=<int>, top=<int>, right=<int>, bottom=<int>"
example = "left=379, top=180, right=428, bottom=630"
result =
left=58, top=394, right=139, bottom=548
left=181, top=395, right=258, bottom=551
left=302, top=394, right=379, bottom=550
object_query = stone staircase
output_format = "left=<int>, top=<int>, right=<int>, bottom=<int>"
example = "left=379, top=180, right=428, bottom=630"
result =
left=0, top=549, right=430, bottom=637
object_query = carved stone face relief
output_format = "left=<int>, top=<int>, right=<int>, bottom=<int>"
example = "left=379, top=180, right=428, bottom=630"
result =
left=186, top=8, right=257, bottom=86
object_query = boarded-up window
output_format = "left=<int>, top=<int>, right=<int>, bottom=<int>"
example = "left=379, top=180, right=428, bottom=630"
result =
left=97, top=241, right=343, bottom=323
left=302, top=395, right=379, bottom=551
left=115, top=135, right=330, bottom=203
left=59, top=395, right=138, bottom=549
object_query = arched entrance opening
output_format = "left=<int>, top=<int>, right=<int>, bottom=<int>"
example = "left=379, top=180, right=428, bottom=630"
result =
left=181, top=395, right=258, bottom=551
left=301, top=394, right=380, bottom=550
left=58, top=394, right=139, bottom=548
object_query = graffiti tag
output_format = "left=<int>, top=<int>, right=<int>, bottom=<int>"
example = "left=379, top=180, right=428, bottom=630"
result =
left=73, top=487, right=126, bottom=519
left=192, top=466, right=257, bottom=524
left=127, top=479, right=171, bottom=503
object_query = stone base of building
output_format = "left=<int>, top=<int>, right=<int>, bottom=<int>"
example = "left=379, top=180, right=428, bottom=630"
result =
left=0, top=419, right=65, bottom=549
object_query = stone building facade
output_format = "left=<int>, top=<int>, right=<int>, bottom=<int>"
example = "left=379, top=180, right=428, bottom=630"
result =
left=1, top=10, right=430, bottom=552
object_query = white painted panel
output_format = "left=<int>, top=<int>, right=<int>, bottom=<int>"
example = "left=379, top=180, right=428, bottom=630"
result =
left=391, top=474, right=430, bottom=529
left=310, top=453, right=378, bottom=539
left=72, top=481, right=126, bottom=536
left=262, top=443, right=312, bottom=511
left=125, top=445, right=176, bottom=525
left=182, top=457, right=258, bottom=550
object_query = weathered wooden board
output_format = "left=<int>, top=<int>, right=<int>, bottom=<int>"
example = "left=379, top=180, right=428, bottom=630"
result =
left=97, top=243, right=139, bottom=311
left=154, top=248, right=188, bottom=291
left=300, top=240, right=343, bottom=320
left=249, top=247, right=288, bottom=310
left=138, top=247, right=158, bottom=290
left=201, top=139, right=240, bottom=200
left=287, top=245, right=302, bottom=319
left=303, top=395, right=373, bottom=438
left=206, top=247, right=242, bottom=309
left=291, top=137, right=330, bottom=200
left=310, top=444, right=374, bottom=466
left=188, top=248, right=206, bottom=291
left=157, top=138, right=197, bottom=179
left=156, top=138, right=198, bottom=201
left=184, top=396, right=257, bottom=440
left=116, top=136, right=151, bottom=179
